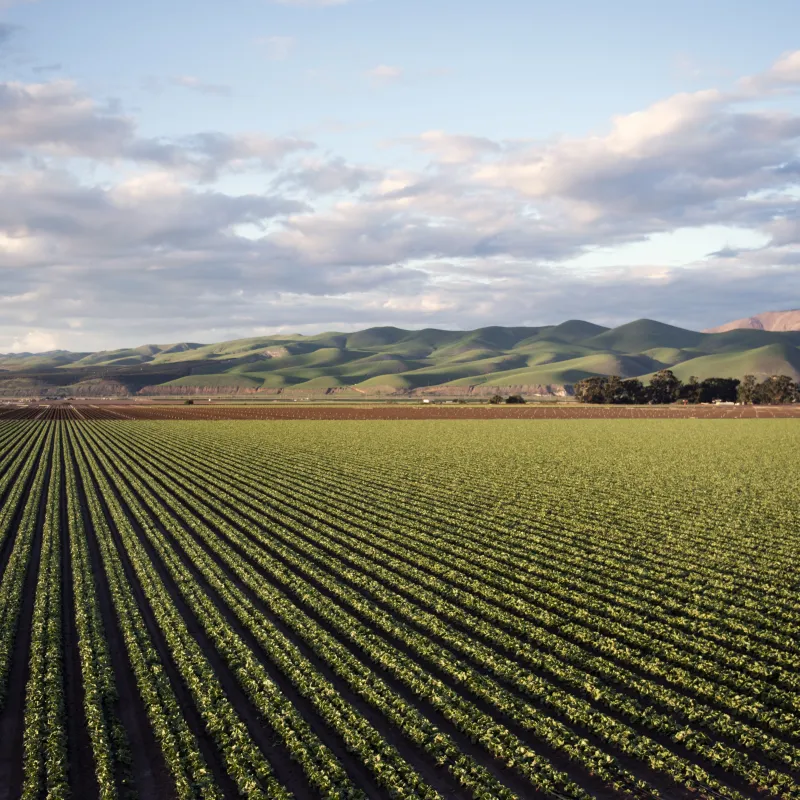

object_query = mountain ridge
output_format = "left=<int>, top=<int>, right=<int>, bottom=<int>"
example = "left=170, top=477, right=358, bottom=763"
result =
left=704, top=309, right=800, bottom=333
left=2, top=318, right=799, bottom=397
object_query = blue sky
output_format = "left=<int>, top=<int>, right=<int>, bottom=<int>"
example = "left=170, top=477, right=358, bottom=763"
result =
left=1, top=0, right=799, bottom=350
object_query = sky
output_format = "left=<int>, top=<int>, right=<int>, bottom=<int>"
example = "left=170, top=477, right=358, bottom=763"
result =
left=0, top=0, right=799, bottom=352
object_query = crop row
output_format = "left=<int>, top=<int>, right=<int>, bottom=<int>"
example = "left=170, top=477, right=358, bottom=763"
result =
left=75, top=421, right=558, bottom=799
left=104, top=424, right=800, bottom=772
left=85, top=420, right=795, bottom=799
left=168, top=424, right=800, bottom=701
left=22, top=428, right=68, bottom=799
left=0, top=424, right=53, bottom=709
left=0, top=417, right=797, bottom=800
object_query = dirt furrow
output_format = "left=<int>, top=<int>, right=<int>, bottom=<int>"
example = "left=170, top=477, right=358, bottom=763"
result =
left=69, top=436, right=175, bottom=800
left=0, top=439, right=51, bottom=800
left=60, top=434, right=100, bottom=800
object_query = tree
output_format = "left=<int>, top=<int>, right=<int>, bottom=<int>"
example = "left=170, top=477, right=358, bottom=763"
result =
left=573, top=377, right=607, bottom=404
left=757, top=375, right=796, bottom=404
left=488, top=394, right=503, bottom=405
left=600, top=375, right=647, bottom=404
left=648, top=369, right=682, bottom=404
left=619, top=378, right=646, bottom=404
left=571, top=372, right=761, bottom=405
left=699, top=377, right=739, bottom=403
left=603, top=375, right=624, bottom=404
left=737, top=375, right=758, bottom=404
left=682, top=376, right=702, bottom=404
left=505, top=394, right=526, bottom=404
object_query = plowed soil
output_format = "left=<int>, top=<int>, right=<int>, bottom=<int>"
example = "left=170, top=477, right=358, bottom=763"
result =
left=3, top=402, right=800, bottom=421
left=72, top=403, right=800, bottom=420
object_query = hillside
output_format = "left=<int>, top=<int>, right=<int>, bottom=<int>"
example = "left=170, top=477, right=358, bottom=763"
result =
left=2, top=319, right=800, bottom=397
left=704, top=309, right=800, bottom=333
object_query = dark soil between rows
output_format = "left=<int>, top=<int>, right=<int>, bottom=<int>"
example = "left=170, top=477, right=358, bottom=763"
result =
left=69, top=439, right=176, bottom=800
left=60, top=439, right=101, bottom=800
left=0, top=441, right=51, bottom=800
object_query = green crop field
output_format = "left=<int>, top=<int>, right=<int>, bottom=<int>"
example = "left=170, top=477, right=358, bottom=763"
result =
left=0, top=417, right=798, bottom=799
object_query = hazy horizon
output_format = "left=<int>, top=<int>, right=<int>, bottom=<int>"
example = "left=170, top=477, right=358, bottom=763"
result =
left=6, top=312, right=800, bottom=357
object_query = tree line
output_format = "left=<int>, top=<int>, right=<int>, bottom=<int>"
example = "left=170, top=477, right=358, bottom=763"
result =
left=489, top=394, right=527, bottom=404
left=573, top=372, right=799, bottom=405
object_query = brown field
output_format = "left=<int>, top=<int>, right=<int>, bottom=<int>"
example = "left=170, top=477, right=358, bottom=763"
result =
left=2, top=401, right=799, bottom=421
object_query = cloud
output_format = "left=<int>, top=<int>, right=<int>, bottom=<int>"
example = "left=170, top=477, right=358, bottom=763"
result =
left=0, top=80, right=134, bottom=160
left=0, top=79, right=314, bottom=178
left=672, top=53, right=731, bottom=81
left=2, top=51, right=800, bottom=349
left=467, top=84, right=800, bottom=233
left=151, top=132, right=315, bottom=181
left=271, top=157, right=380, bottom=193
left=142, top=75, right=233, bottom=96
left=1, top=330, right=58, bottom=354
left=170, top=75, right=233, bottom=96
left=740, top=50, right=800, bottom=95
left=767, top=50, right=800, bottom=84
left=0, top=169, right=306, bottom=258
left=409, top=130, right=501, bottom=164
left=366, top=65, right=403, bottom=84
left=255, top=35, right=296, bottom=61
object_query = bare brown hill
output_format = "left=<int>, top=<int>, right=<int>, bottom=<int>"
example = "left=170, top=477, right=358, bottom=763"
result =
left=704, top=309, right=800, bottom=333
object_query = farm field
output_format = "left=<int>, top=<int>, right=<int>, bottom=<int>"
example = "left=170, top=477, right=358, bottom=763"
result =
left=0, top=417, right=798, bottom=799
left=3, top=402, right=800, bottom=421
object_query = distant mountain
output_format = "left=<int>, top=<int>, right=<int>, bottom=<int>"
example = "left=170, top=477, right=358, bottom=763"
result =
left=2, top=319, right=800, bottom=397
left=704, top=309, right=800, bottom=333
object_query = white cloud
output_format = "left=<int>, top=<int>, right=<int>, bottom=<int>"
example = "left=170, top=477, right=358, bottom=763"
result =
left=170, top=76, right=233, bottom=96
left=413, top=130, right=500, bottom=164
left=2, top=50, right=800, bottom=348
left=271, top=157, right=380, bottom=193
left=740, top=50, right=800, bottom=95
left=672, top=53, right=731, bottom=81
left=256, top=36, right=296, bottom=61
left=767, top=50, right=800, bottom=83
left=2, top=330, right=58, bottom=354
left=0, top=80, right=133, bottom=159
left=468, top=78, right=800, bottom=230
left=366, top=65, right=403, bottom=84
left=0, top=78, right=314, bottom=179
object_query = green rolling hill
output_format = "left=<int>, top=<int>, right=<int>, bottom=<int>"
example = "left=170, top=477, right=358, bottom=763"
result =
left=2, top=318, right=800, bottom=397
left=641, top=343, right=800, bottom=383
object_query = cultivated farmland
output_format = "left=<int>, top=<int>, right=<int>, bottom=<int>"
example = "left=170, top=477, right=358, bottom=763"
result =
left=0, top=415, right=798, bottom=799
